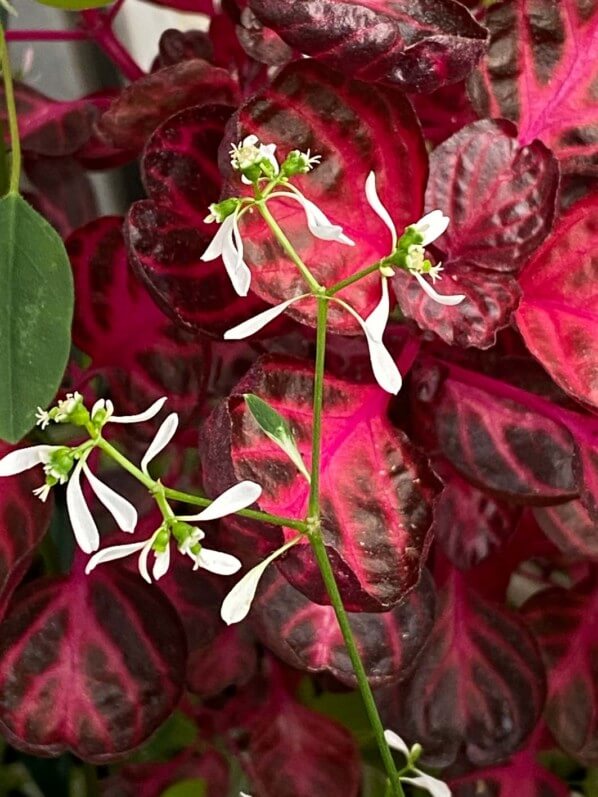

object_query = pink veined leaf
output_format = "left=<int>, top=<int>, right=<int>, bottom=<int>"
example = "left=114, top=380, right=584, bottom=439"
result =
left=533, top=499, right=598, bottom=560
left=247, top=0, right=488, bottom=93
left=186, top=624, right=258, bottom=698
left=73, top=91, right=137, bottom=171
left=67, top=216, right=209, bottom=431
left=236, top=7, right=295, bottom=67
left=225, top=59, right=428, bottom=333
left=98, top=59, right=239, bottom=152
left=409, top=81, right=477, bottom=146
left=0, top=81, right=98, bottom=157
left=251, top=566, right=435, bottom=687
left=523, top=578, right=598, bottom=765
left=0, top=564, right=186, bottom=762
left=449, top=747, right=569, bottom=797
left=469, top=0, right=598, bottom=175
left=201, top=354, right=440, bottom=612
left=247, top=692, right=361, bottom=797
left=0, top=444, right=53, bottom=621
left=382, top=560, right=546, bottom=768
left=126, top=104, right=276, bottom=338
left=515, top=196, right=598, bottom=410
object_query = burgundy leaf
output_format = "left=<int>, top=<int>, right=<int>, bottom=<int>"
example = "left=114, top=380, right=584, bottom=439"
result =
left=1, top=82, right=97, bottom=157
left=187, top=625, right=258, bottom=698
left=450, top=748, right=569, bottom=797
left=432, top=463, right=521, bottom=569
left=0, top=565, right=186, bottom=762
left=68, top=216, right=208, bottom=429
left=248, top=0, right=488, bottom=92
left=393, top=261, right=521, bottom=349
left=515, top=197, right=598, bottom=410
left=247, top=694, right=361, bottom=797
left=424, top=120, right=560, bottom=273
left=469, top=0, right=598, bottom=175
left=154, top=28, right=214, bottom=68
left=533, top=499, right=598, bottom=560
left=0, top=444, right=53, bottom=619
left=524, top=579, right=598, bottom=765
left=237, top=8, right=294, bottom=66
left=410, top=360, right=580, bottom=503
left=409, top=81, right=476, bottom=146
left=227, top=59, right=428, bottom=332
left=251, top=566, right=435, bottom=687
left=385, top=562, right=546, bottom=767
left=98, top=59, right=238, bottom=152
left=201, top=355, right=439, bottom=611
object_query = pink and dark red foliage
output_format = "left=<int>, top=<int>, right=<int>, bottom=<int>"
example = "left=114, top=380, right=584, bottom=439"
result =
left=515, top=197, right=598, bottom=410
left=225, top=59, right=428, bottom=332
left=250, top=566, right=435, bottom=687
left=0, top=559, right=186, bottom=762
left=201, top=355, right=439, bottom=611
left=533, top=499, right=598, bottom=560
left=469, top=0, right=598, bottom=176
left=248, top=0, right=488, bottom=92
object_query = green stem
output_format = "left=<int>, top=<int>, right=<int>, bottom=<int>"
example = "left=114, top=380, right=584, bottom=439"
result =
left=326, top=261, right=383, bottom=296
left=258, top=200, right=322, bottom=293
left=95, top=437, right=307, bottom=533
left=0, top=24, right=21, bottom=194
left=306, top=298, right=405, bottom=797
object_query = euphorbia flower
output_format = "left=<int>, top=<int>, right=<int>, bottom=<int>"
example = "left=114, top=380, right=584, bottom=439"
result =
left=230, top=134, right=280, bottom=184
left=268, top=187, right=355, bottom=246
left=384, top=730, right=452, bottom=797
left=201, top=207, right=252, bottom=298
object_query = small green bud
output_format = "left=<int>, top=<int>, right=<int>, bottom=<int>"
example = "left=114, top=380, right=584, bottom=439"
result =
left=409, top=743, right=423, bottom=764
left=205, top=198, right=240, bottom=224
left=171, top=520, right=195, bottom=545
left=281, top=149, right=321, bottom=177
left=153, top=527, right=171, bottom=553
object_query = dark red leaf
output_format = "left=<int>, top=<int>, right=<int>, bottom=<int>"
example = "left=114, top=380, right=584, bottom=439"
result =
left=251, top=566, right=435, bottom=686
left=0, top=565, right=186, bottom=762
left=0, top=444, right=53, bottom=619
left=201, top=354, right=439, bottom=611
left=409, top=81, right=476, bottom=146
left=524, top=579, right=598, bottom=765
left=1, top=82, right=97, bottom=157
left=98, top=60, right=238, bottom=152
left=187, top=625, right=258, bottom=697
left=469, top=0, right=598, bottom=175
left=534, top=499, right=598, bottom=560
left=432, top=462, right=521, bottom=569
left=237, top=7, right=294, bottom=66
left=154, top=28, right=214, bottom=69
left=450, top=748, right=569, bottom=797
left=248, top=0, right=488, bottom=92
left=67, top=216, right=208, bottom=429
left=227, top=59, right=428, bottom=332
left=384, top=563, right=546, bottom=767
left=247, top=694, right=361, bottom=797
left=515, top=197, right=598, bottom=410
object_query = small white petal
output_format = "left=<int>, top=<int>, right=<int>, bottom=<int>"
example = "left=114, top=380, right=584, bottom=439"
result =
left=365, top=172, right=398, bottom=250
left=201, top=215, right=233, bottom=262
left=85, top=539, right=150, bottom=574
left=272, top=190, right=354, bottom=246
left=0, top=445, right=58, bottom=476
left=384, top=730, right=410, bottom=757
left=230, top=213, right=252, bottom=295
left=66, top=458, right=100, bottom=554
left=153, top=545, right=171, bottom=581
left=138, top=533, right=159, bottom=584
left=109, top=397, right=167, bottom=425
left=402, top=773, right=451, bottom=797
left=180, top=481, right=262, bottom=522
left=195, top=548, right=242, bottom=575
left=224, top=294, right=310, bottom=340
left=141, top=413, right=179, bottom=475
left=82, top=463, right=138, bottom=533
left=415, top=210, right=450, bottom=247
left=412, top=271, right=466, bottom=306
left=364, top=276, right=390, bottom=342
left=260, top=142, right=280, bottom=175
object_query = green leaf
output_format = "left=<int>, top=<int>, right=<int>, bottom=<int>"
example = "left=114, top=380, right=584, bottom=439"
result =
left=244, top=393, right=310, bottom=482
left=0, top=121, right=9, bottom=197
left=0, top=194, right=73, bottom=443
left=160, top=778, right=207, bottom=797
left=33, top=0, right=111, bottom=9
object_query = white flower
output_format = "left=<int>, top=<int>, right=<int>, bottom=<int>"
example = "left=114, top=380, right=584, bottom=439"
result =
left=106, top=396, right=167, bottom=425
left=365, top=172, right=465, bottom=308
left=35, top=408, right=52, bottom=430
left=0, top=444, right=61, bottom=478
left=384, top=730, right=452, bottom=797
left=140, top=412, right=179, bottom=476
left=230, top=134, right=280, bottom=184
left=269, top=187, right=354, bottom=246
left=85, top=528, right=171, bottom=584
left=224, top=294, right=311, bottom=340
left=221, top=536, right=300, bottom=625
left=201, top=209, right=252, bottom=297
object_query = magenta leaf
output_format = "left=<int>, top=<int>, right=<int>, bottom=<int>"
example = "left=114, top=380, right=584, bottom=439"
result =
left=386, top=563, right=546, bottom=767
left=68, top=216, right=208, bottom=428
left=450, top=748, right=569, bottom=797
left=248, top=0, right=488, bottom=92
left=515, top=197, right=598, bottom=410
left=98, top=59, right=238, bottom=152
left=524, top=579, right=598, bottom=765
left=201, top=355, right=439, bottom=611
left=226, top=59, right=428, bottom=332
left=251, top=566, right=435, bottom=687
left=0, top=444, right=53, bottom=619
left=409, top=81, right=476, bottom=146
left=237, top=7, right=295, bottom=66
left=534, top=499, right=598, bottom=560
left=186, top=625, right=258, bottom=698
left=0, top=566, right=186, bottom=762
left=469, top=0, right=598, bottom=175
left=247, top=693, right=361, bottom=797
